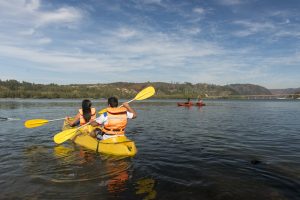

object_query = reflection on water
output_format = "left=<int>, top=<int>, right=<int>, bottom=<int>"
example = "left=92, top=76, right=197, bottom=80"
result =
left=23, top=143, right=136, bottom=198
left=0, top=99, right=300, bottom=199
left=135, top=179, right=157, bottom=200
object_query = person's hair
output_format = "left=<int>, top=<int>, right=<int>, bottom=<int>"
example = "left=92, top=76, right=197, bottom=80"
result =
left=82, top=99, right=92, bottom=122
left=108, top=97, right=118, bottom=107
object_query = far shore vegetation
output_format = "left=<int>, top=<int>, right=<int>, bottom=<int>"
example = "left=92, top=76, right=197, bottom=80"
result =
left=0, top=79, right=299, bottom=99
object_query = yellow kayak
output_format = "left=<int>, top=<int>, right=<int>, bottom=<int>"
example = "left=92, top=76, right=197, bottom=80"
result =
left=62, top=120, right=137, bottom=157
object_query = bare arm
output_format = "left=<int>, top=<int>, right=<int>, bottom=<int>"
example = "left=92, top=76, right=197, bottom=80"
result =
left=122, top=102, right=137, bottom=119
left=66, top=113, right=80, bottom=126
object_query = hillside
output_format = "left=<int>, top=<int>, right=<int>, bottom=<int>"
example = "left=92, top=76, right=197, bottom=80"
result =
left=227, top=84, right=272, bottom=95
left=0, top=79, right=271, bottom=99
left=269, top=88, right=300, bottom=95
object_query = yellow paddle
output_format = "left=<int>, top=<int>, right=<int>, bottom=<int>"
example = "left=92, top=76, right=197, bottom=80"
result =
left=98, top=86, right=156, bottom=114
left=54, top=122, right=91, bottom=144
left=24, top=118, right=65, bottom=128
left=54, top=86, right=156, bottom=144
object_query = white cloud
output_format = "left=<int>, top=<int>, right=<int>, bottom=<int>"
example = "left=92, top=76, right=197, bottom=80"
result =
left=139, top=0, right=162, bottom=5
left=115, top=28, right=138, bottom=38
left=19, top=28, right=36, bottom=36
left=232, top=18, right=300, bottom=40
left=36, top=37, right=52, bottom=44
left=193, top=7, right=205, bottom=15
left=218, top=0, right=242, bottom=6
left=185, top=27, right=201, bottom=35
left=37, top=7, right=83, bottom=27
left=25, top=0, right=40, bottom=11
left=0, top=0, right=84, bottom=48
left=274, top=30, right=300, bottom=38
left=233, top=20, right=275, bottom=36
left=0, top=0, right=83, bottom=28
left=285, top=19, right=290, bottom=24
left=0, top=24, right=224, bottom=75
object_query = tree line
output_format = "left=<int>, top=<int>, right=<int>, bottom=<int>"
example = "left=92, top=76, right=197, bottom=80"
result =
left=1, top=79, right=272, bottom=99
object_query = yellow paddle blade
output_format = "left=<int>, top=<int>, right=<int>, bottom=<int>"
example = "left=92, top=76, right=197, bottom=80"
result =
left=97, top=86, right=155, bottom=114
left=24, top=119, right=49, bottom=128
left=53, top=129, right=78, bottom=144
left=98, top=108, right=107, bottom=115
left=134, top=86, right=155, bottom=101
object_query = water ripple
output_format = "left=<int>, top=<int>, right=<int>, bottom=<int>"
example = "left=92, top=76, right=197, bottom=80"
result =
left=1, top=100, right=300, bottom=199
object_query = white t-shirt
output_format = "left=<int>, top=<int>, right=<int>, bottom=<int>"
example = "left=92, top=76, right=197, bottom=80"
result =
left=95, top=111, right=134, bottom=140
left=95, top=111, right=134, bottom=125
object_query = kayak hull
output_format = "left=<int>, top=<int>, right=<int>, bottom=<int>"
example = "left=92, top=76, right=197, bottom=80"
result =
left=62, top=120, right=137, bottom=156
left=177, top=102, right=193, bottom=106
left=196, top=102, right=206, bottom=106
left=72, top=134, right=137, bottom=157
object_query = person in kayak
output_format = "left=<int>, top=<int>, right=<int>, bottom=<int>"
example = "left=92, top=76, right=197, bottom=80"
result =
left=91, top=96, right=137, bottom=140
left=65, top=99, right=97, bottom=127
left=185, top=98, right=191, bottom=104
left=197, top=96, right=203, bottom=104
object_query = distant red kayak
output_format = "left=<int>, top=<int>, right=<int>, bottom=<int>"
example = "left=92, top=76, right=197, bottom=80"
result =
left=196, top=102, right=206, bottom=106
left=177, top=102, right=193, bottom=106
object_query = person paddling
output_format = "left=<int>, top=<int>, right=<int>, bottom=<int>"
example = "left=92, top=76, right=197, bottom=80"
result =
left=197, top=96, right=203, bottom=104
left=66, top=99, right=97, bottom=127
left=91, top=97, right=137, bottom=140
left=185, top=98, right=191, bottom=104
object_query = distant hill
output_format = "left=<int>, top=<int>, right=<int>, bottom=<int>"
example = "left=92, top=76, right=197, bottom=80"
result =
left=0, top=79, right=272, bottom=99
left=227, top=84, right=272, bottom=95
left=269, top=88, right=300, bottom=95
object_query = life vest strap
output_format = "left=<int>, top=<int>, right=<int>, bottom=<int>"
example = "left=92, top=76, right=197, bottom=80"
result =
left=103, top=127, right=124, bottom=132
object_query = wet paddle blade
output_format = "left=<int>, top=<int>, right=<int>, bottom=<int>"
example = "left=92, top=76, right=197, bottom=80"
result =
left=134, top=86, right=155, bottom=101
left=24, top=119, right=49, bottom=128
left=53, top=129, right=78, bottom=144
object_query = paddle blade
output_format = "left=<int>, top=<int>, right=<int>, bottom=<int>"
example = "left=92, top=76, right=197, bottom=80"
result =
left=24, top=119, right=49, bottom=128
left=134, top=86, right=155, bottom=101
left=53, top=129, right=77, bottom=144
left=98, top=108, right=107, bottom=115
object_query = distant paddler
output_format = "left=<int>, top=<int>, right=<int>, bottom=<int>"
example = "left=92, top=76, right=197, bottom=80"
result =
left=196, top=95, right=206, bottom=106
left=197, top=95, right=203, bottom=103
left=185, top=97, right=191, bottom=104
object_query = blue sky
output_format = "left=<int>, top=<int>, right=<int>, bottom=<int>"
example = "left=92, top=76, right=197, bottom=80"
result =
left=0, top=0, right=299, bottom=89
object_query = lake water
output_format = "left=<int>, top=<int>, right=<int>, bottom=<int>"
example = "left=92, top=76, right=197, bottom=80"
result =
left=0, top=99, right=299, bottom=200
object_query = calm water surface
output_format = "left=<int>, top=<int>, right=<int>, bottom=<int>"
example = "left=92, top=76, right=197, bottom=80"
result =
left=0, top=99, right=299, bottom=200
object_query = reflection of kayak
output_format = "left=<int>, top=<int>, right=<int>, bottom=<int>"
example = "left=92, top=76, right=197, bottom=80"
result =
left=196, top=102, right=206, bottom=106
left=177, top=102, right=193, bottom=106
left=62, top=120, right=137, bottom=157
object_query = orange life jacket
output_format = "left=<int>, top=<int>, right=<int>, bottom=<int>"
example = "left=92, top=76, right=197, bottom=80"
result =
left=79, top=107, right=96, bottom=125
left=103, top=107, right=128, bottom=135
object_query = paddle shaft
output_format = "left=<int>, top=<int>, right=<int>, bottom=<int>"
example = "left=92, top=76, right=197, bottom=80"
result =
left=48, top=118, right=66, bottom=122
left=126, top=98, right=135, bottom=104
left=119, top=86, right=154, bottom=107
left=1, top=117, right=20, bottom=121
left=99, top=86, right=154, bottom=114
